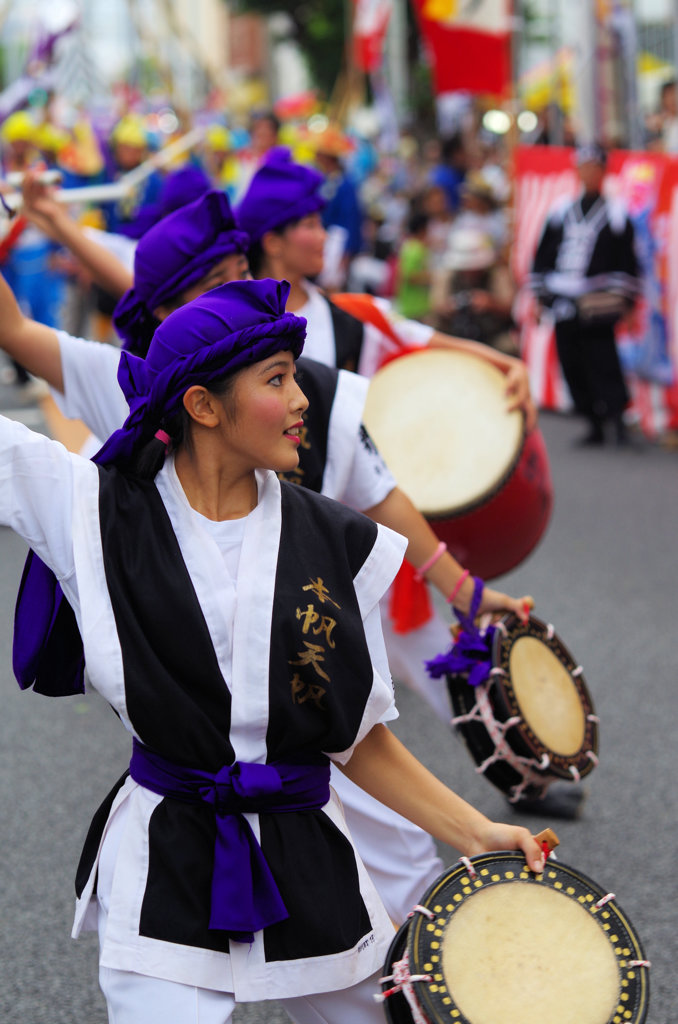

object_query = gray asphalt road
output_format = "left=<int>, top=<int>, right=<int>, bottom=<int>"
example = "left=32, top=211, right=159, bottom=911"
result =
left=0, top=385, right=675, bottom=1023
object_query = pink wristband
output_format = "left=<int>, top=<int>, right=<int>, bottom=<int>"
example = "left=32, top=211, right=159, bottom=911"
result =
left=413, top=541, right=447, bottom=582
left=446, top=568, right=470, bottom=605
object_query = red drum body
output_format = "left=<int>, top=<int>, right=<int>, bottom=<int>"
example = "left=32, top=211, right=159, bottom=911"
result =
left=379, top=853, right=650, bottom=1024
left=362, top=348, right=553, bottom=580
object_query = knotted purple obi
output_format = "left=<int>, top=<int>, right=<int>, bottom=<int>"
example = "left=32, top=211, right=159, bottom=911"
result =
left=129, top=739, right=331, bottom=942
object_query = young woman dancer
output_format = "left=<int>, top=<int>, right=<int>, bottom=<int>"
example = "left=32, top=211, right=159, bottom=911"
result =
left=1, top=278, right=545, bottom=1024
left=2, top=190, right=534, bottom=923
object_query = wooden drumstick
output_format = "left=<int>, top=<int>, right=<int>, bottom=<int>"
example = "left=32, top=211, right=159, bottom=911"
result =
left=534, top=827, right=559, bottom=854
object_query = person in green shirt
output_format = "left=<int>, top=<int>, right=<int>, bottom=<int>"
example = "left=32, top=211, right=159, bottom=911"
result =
left=395, top=210, right=432, bottom=321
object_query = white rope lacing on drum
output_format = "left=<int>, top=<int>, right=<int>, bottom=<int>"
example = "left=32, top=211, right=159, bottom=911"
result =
left=569, top=765, right=581, bottom=782
left=628, top=960, right=652, bottom=969
left=494, top=620, right=508, bottom=636
left=375, top=948, right=432, bottom=1024
left=572, top=665, right=584, bottom=677
left=587, top=714, right=600, bottom=723
left=452, top=685, right=552, bottom=801
left=586, top=751, right=599, bottom=765
left=546, top=623, right=555, bottom=640
left=459, top=856, right=478, bottom=878
left=407, top=904, right=436, bottom=920
left=595, top=893, right=616, bottom=908
left=489, top=667, right=507, bottom=678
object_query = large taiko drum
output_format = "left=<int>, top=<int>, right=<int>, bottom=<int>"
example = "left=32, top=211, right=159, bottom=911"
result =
left=447, top=613, right=599, bottom=802
left=362, top=348, right=553, bottom=580
left=379, top=853, right=650, bottom=1024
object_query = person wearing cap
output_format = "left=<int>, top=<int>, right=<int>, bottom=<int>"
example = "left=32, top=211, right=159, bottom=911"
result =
left=310, top=125, right=363, bottom=288
left=0, top=111, right=65, bottom=390
left=530, top=143, right=641, bottom=446
left=0, top=277, right=544, bottom=1024
left=431, top=224, right=517, bottom=354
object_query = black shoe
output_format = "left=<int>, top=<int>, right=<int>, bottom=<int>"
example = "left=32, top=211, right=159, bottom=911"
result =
left=509, top=784, right=586, bottom=820
left=574, top=429, right=605, bottom=448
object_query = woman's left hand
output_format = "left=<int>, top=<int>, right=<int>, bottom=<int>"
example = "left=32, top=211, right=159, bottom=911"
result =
left=479, top=587, right=533, bottom=622
left=467, top=822, right=546, bottom=874
left=504, top=360, right=537, bottom=432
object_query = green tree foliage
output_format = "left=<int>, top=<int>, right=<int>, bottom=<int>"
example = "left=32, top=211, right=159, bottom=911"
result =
left=230, top=0, right=347, bottom=97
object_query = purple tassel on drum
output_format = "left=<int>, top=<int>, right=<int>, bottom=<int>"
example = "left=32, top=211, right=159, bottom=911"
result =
left=425, top=576, right=492, bottom=687
left=425, top=624, right=496, bottom=688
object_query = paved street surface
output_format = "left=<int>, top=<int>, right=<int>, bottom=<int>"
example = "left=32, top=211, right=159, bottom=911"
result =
left=0, top=376, right=675, bottom=1023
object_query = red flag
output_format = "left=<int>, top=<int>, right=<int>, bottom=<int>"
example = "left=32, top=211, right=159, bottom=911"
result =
left=353, top=0, right=393, bottom=73
left=411, top=0, right=512, bottom=95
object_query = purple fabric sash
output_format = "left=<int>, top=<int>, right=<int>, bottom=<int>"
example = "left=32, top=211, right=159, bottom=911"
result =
left=129, top=739, right=331, bottom=942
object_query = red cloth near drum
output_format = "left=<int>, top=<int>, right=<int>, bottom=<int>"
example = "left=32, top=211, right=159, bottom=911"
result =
left=389, top=559, right=434, bottom=634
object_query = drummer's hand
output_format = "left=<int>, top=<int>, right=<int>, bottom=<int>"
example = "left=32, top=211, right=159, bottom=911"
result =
left=21, top=171, right=63, bottom=237
left=503, top=360, right=538, bottom=432
left=469, top=822, right=545, bottom=874
left=479, top=589, right=534, bottom=623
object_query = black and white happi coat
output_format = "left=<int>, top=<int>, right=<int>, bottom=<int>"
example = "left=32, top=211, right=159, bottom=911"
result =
left=529, top=192, right=640, bottom=322
left=0, top=416, right=406, bottom=998
left=51, top=330, right=444, bottom=928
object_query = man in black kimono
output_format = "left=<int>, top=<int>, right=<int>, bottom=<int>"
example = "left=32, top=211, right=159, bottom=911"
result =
left=530, top=144, right=641, bottom=445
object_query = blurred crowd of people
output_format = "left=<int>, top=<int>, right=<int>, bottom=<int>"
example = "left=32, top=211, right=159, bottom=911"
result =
left=0, top=93, right=524, bottom=398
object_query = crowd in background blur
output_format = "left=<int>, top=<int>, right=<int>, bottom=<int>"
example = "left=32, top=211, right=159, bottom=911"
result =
left=2, top=75, right=678, bottom=417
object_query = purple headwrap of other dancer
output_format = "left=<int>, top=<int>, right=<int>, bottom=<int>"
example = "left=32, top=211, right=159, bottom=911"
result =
left=113, top=189, right=250, bottom=355
left=235, top=147, right=326, bottom=244
left=13, top=279, right=306, bottom=699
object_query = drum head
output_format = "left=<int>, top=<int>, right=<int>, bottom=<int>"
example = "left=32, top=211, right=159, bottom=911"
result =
left=362, top=349, right=524, bottom=518
left=408, top=853, right=649, bottom=1024
left=492, top=614, right=598, bottom=780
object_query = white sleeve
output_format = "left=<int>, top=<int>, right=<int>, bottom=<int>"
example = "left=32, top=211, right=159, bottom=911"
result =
left=328, top=522, right=406, bottom=765
left=53, top=331, right=129, bottom=441
left=82, top=226, right=137, bottom=273
left=0, top=414, right=96, bottom=592
left=339, top=426, right=397, bottom=511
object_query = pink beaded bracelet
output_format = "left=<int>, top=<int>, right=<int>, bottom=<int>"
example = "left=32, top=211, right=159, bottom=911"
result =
left=446, top=568, right=470, bottom=604
left=413, top=541, right=447, bottom=582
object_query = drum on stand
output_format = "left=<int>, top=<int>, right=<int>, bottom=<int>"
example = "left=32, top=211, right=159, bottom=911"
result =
left=447, top=613, right=599, bottom=802
left=362, top=347, right=553, bottom=580
left=379, top=852, right=650, bottom=1024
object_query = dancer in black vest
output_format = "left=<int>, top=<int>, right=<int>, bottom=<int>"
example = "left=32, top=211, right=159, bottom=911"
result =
left=530, top=143, right=641, bottom=445
left=1, top=278, right=544, bottom=1024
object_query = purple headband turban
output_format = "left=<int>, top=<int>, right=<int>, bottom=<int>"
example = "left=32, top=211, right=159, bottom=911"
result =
left=99, top=277, right=306, bottom=471
left=160, top=164, right=211, bottom=215
left=235, top=147, right=326, bottom=244
left=113, top=189, right=250, bottom=354
left=14, top=278, right=306, bottom=699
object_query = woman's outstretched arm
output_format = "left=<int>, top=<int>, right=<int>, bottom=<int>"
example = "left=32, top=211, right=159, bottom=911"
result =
left=339, top=722, right=545, bottom=872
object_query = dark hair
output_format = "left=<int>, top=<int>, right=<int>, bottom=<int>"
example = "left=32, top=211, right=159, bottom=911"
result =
left=408, top=211, right=429, bottom=236
left=661, top=79, right=677, bottom=102
left=131, top=370, right=240, bottom=479
left=250, top=109, right=281, bottom=136
left=247, top=219, right=300, bottom=277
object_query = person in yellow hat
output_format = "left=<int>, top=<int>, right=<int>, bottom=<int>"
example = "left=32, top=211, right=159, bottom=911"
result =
left=0, top=109, right=65, bottom=392
left=1, top=110, right=39, bottom=173
left=202, top=124, right=240, bottom=200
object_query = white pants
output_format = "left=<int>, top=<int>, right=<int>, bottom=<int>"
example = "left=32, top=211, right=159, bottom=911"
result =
left=99, top=963, right=386, bottom=1024
left=381, top=598, right=454, bottom=724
